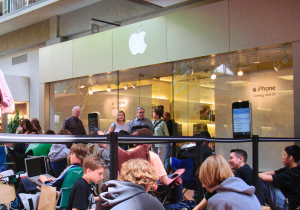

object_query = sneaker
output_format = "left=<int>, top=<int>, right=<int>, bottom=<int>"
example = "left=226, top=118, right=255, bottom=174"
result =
left=9, top=196, right=24, bottom=210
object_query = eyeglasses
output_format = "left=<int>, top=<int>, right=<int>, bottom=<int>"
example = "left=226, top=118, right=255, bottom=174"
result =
left=138, top=112, right=144, bottom=114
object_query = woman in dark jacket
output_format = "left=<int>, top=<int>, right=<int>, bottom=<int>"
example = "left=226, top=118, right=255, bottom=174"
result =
left=96, top=159, right=165, bottom=210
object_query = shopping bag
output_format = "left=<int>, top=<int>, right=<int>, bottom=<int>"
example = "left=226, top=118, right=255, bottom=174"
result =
left=19, top=193, right=40, bottom=210
left=0, top=181, right=15, bottom=207
left=37, top=185, right=56, bottom=210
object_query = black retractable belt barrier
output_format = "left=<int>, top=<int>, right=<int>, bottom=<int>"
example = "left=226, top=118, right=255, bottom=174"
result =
left=109, top=132, right=118, bottom=180
left=195, top=140, right=204, bottom=203
left=252, top=135, right=259, bottom=197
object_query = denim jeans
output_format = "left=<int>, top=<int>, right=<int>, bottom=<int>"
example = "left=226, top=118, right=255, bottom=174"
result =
left=164, top=143, right=172, bottom=173
left=263, top=181, right=289, bottom=210
left=17, top=178, right=40, bottom=194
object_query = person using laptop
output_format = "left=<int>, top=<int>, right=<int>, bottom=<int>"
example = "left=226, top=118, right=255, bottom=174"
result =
left=67, top=155, right=106, bottom=210
left=15, top=143, right=90, bottom=195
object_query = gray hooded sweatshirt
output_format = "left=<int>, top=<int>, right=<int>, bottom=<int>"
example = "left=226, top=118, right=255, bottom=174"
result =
left=96, top=180, right=165, bottom=210
left=48, top=144, right=70, bottom=162
left=208, top=177, right=261, bottom=210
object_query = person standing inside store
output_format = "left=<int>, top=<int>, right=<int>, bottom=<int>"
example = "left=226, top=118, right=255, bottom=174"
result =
left=62, top=106, right=87, bottom=135
left=152, top=108, right=169, bottom=163
left=128, top=107, right=154, bottom=135
left=163, top=112, right=174, bottom=172
left=107, top=110, right=129, bottom=134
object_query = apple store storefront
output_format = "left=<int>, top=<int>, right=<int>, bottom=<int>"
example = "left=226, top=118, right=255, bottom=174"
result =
left=39, top=1, right=300, bottom=171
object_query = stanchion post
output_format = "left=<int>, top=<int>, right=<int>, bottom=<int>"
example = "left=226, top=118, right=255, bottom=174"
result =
left=172, top=142, right=176, bottom=157
left=196, top=139, right=204, bottom=203
left=252, top=135, right=259, bottom=197
left=109, top=132, right=118, bottom=180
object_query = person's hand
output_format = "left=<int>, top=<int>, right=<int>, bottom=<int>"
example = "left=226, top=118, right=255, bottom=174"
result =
left=151, top=185, right=158, bottom=191
left=48, top=178, right=55, bottom=182
left=38, top=175, right=48, bottom=183
left=208, top=143, right=214, bottom=151
left=18, top=126, right=23, bottom=132
left=132, top=131, right=138, bottom=135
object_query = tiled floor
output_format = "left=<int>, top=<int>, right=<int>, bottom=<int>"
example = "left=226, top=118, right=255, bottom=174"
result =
left=183, top=189, right=195, bottom=200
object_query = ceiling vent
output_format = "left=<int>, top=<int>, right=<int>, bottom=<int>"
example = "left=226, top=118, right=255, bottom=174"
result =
left=12, top=54, right=27, bottom=65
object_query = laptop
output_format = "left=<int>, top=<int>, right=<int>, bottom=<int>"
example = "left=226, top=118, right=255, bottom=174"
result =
left=24, top=156, right=55, bottom=186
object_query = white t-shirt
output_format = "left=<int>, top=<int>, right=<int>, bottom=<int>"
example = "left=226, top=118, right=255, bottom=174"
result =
left=111, top=122, right=129, bottom=133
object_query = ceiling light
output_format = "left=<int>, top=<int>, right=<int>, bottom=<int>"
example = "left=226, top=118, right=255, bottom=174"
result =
left=282, top=51, right=290, bottom=64
left=89, top=88, right=93, bottom=95
left=273, top=62, right=281, bottom=72
left=211, top=74, right=216, bottom=80
left=80, top=85, right=85, bottom=88
left=131, top=82, right=137, bottom=89
left=123, top=83, right=128, bottom=90
left=107, top=85, right=111, bottom=92
left=237, top=70, right=243, bottom=76
left=253, top=55, right=260, bottom=64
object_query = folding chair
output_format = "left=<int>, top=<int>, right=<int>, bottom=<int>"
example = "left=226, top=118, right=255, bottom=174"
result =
left=150, top=168, right=185, bottom=205
left=170, top=157, right=196, bottom=201
left=56, top=167, right=83, bottom=209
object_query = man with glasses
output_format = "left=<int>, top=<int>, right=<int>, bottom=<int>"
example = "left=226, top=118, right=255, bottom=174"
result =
left=128, top=107, right=154, bottom=135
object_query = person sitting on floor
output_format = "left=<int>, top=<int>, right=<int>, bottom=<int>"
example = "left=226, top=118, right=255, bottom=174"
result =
left=129, top=128, right=182, bottom=204
left=194, top=149, right=265, bottom=210
left=259, top=145, right=300, bottom=210
left=15, top=144, right=90, bottom=195
left=198, top=155, right=261, bottom=210
left=67, top=155, right=106, bottom=210
left=48, top=129, right=73, bottom=177
left=96, top=159, right=165, bottom=210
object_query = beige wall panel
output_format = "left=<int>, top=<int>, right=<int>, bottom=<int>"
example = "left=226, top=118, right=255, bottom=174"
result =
left=39, top=41, right=73, bottom=83
left=113, top=16, right=167, bottom=71
left=230, top=0, right=300, bottom=51
left=73, top=31, right=113, bottom=77
left=167, top=0, right=229, bottom=61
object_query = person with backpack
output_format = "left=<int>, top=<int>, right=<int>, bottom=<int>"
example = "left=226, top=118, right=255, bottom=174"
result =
left=151, top=108, right=169, bottom=163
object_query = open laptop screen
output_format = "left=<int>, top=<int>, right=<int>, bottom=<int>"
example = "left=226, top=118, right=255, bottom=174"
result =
left=25, top=157, right=47, bottom=177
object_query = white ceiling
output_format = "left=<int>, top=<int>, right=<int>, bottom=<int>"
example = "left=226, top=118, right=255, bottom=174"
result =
left=144, top=0, right=188, bottom=7
left=0, top=0, right=103, bottom=36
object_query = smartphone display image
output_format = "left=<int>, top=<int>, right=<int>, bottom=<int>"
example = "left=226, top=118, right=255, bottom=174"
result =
left=88, top=112, right=100, bottom=134
left=232, top=101, right=251, bottom=138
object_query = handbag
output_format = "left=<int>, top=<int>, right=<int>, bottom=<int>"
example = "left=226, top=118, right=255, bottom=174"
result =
left=0, top=181, right=16, bottom=208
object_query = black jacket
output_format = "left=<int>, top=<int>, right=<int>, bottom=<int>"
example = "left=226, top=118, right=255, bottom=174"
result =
left=96, top=180, right=165, bottom=210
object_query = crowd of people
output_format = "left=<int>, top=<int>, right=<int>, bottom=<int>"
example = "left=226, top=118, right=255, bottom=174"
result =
left=1, top=105, right=300, bottom=210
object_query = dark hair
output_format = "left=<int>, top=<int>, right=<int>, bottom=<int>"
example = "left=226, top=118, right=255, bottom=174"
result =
left=57, top=129, right=72, bottom=148
left=57, top=129, right=72, bottom=135
left=31, top=118, right=42, bottom=133
left=154, top=108, right=163, bottom=118
left=285, top=145, right=300, bottom=162
left=230, top=149, right=248, bottom=163
left=22, top=119, right=36, bottom=134
left=137, top=128, right=153, bottom=136
left=45, top=129, right=56, bottom=134
left=164, top=112, right=171, bottom=119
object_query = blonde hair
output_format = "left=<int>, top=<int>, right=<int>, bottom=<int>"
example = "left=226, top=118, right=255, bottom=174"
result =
left=118, top=159, right=158, bottom=190
left=199, top=155, right=233, bottom=188
left=116, top=110, right=126, bottom=122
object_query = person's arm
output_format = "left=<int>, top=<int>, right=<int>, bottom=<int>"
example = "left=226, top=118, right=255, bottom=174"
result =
left=107, top=126, right=114, bottom=134
left=38, top=175, right=49, bottom=183
left=62, top=119, right=67, bottom=130
left=159, top=174, right=170, bottom=185
left=163, top=122, right=169, bottom=136
left=263, top=171, right=275, bottom=175
left=193, top=198, right=208, bottom=210
left=259, top=172, right=273, bottom=182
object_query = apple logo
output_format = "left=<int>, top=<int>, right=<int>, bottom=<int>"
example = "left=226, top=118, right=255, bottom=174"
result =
left=129, top=25, right=147, bottom=55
